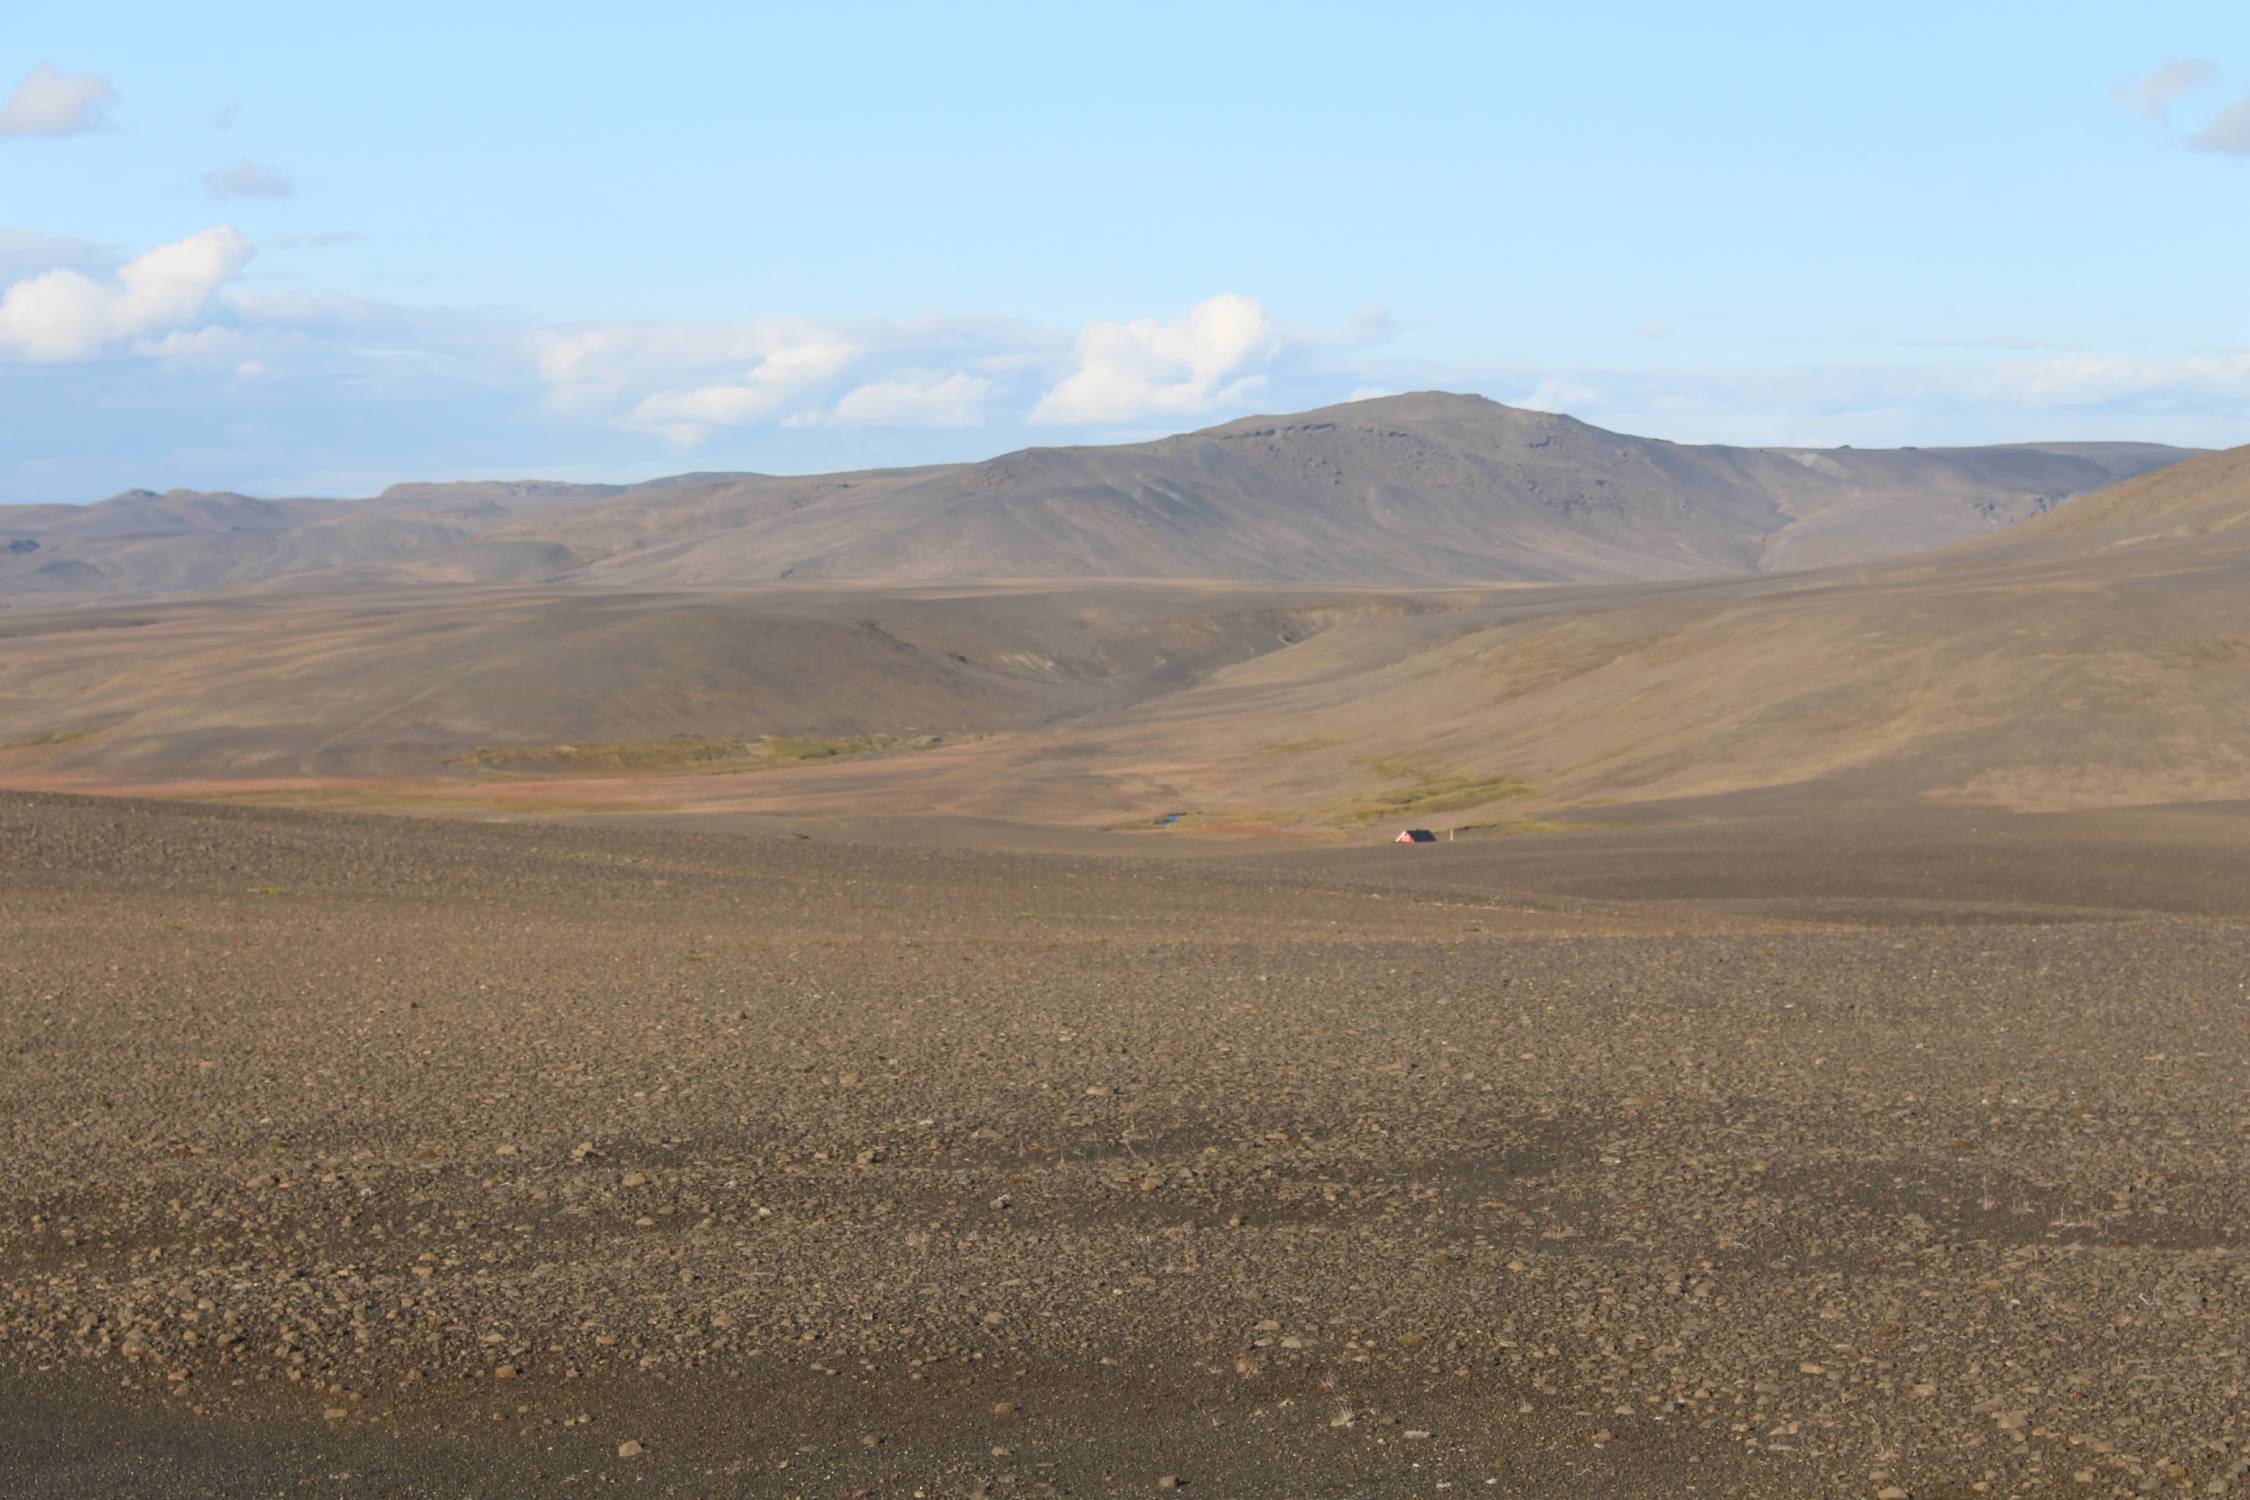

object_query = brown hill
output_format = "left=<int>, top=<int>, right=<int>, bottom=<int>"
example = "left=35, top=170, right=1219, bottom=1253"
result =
left=956, top=441, right=2250, bottom=821
left=1986, top=443, right=2250, bottom=546
left=0, top=394, right=2190, bottom=603
left=0, top=439, right=2242, bottom=828
left=0, top=483, right=603, bottom=602
left=0, top=584, right=1441, bottom=780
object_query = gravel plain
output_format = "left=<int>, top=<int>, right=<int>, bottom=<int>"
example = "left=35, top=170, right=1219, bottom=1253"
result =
left=1, top=790, right=2245, bottom=1498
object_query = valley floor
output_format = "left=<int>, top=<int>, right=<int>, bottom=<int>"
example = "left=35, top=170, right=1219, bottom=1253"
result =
left=1, top=791, right=2245, bottom=1497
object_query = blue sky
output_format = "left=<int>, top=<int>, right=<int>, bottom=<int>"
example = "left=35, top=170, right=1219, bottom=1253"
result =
left=3, top=0, right=2246, bottom=500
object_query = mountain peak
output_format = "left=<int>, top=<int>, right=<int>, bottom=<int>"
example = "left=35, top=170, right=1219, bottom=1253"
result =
left=4, top=397, right=2203, bottom=601
left=1198, top=390, right=1515, bottom=435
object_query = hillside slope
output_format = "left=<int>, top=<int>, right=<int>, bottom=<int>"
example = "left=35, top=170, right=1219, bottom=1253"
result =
left=3, top=446, right=2245, bottom=823
left=0, top=395, right=2190, bottom=602
left=575, top=396, right=2179, bottom=585
left=0, top=584, right=1441, bottom=780
left=990, top=441, right=2250, bottom=820
left=0, top=483, right=614, bottom=602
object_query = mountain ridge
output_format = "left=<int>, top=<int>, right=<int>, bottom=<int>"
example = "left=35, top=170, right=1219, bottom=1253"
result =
left=0, top=392, right=2199, bottom=604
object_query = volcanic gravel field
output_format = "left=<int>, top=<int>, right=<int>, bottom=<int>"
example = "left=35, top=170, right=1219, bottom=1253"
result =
left=2, top=791, right=2246, bottom=1498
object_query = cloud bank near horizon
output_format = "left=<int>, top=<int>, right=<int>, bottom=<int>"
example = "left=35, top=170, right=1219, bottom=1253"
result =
left=3, top=40, right=2245, bottom=500
left=0, top=221, right=2241, bottom=501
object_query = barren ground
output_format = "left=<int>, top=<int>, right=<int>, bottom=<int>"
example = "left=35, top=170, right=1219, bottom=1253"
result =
left=2, top=790, right=2245, bottom=1498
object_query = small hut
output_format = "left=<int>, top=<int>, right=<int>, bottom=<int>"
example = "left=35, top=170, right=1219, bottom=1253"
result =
left=1394, top=828, right=1437, bottom=844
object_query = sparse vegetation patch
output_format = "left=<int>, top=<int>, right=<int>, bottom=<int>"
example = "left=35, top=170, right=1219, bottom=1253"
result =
left=1456, top=816, right=1574, bottom=837
left=438, top=731, right=946, bottom=778
left=1319, top=755, right=1536, bottom=824
left=759, top=734, right=889, bottom=765
left=202, top=786, right=690, bottom=816
left=0, top=729, right=89, bottom=752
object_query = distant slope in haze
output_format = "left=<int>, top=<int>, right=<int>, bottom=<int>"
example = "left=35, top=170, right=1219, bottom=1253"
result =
left=508, top=394, right=2192, bottom=586
left=0, top=394, right=2193, bottom=603
left=1, top=444, right=2245, bottom=823
left=0, top=483, right=614, bottom=602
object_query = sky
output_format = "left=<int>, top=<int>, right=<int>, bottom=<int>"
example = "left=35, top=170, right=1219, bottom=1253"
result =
left=2, top=0, right=2247, bottom=501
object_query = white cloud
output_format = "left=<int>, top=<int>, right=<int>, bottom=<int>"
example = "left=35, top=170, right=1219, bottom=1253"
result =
left=202, top=158, right=300, bottom=201
left=2115, top=59, right=2221, bottom=120
left=1031, top=293, right=1278, bottom=425
left=1634, top=320, right=1672, bottom=340
left=2191, top=92, right=2250, bottom=155
left=0, top=227, right=253, bottom=361
left=1358, top=350, right=2250, bottom=450
left=606, top=331, right=859, bottom=446
left=831, top=370, right=993, bottom=427
left=1521, top=377, right=1603, bottom=413
left=538, top=322, right=839, bottom=419
left=11, top=285, right=2250, bottom=505
left=1978, top=351, right=2250, bottom=407
left=523, top=300, right=1379, bottom=445
left=0, top=64, right=118, bottom=138
left=528, top=313, right=1063, bottom=444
